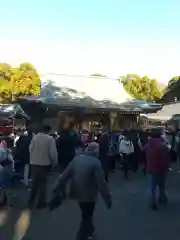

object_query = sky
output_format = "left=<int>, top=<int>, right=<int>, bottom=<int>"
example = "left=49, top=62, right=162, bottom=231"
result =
left=0, top=0, right=180, bottom=83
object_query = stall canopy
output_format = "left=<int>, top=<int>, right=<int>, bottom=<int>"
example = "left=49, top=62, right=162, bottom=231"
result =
left=21, top=74, right=162, bottom=113
left=0, top=104, right=29, bottom=119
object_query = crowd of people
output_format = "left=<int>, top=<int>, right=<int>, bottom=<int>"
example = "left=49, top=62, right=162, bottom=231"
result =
left=0, top=123, right=180, bottom=240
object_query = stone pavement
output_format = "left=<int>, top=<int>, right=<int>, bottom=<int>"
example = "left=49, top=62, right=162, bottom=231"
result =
left=1, top=167, right=180, bottom=240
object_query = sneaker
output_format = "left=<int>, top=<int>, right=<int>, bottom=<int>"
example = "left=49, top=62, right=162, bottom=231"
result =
left=76, top=232, right=95, bottom=240
left=158, top=197, right=168, bottom=206
left=88, top=232, right=95, bottom=240
left=88, top=233, right=96, bottom=240
left=150, top=203, right=158, bottom=210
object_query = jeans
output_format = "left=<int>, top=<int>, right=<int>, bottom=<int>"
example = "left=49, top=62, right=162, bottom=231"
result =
left=14, top=161, right=24, bottom=178
left=0, top=166, right=14, bottom=206
left=0, top=166, right=14, bottom=188
left=23, top=164, right=30, bottom=187
left=28, top=165, right=50, bottom=207
left=148, top=172, right=167, bottom=205
left=109, top=155, right=115, bottom=170
left=122, top=154, right=131, bottom=179
left=59, top=164, right=69, bottom=198
left=77, top=202, right=95, bottom=240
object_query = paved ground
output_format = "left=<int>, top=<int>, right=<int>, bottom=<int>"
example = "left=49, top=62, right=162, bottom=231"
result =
left=1, top=166, right=180, bottom=240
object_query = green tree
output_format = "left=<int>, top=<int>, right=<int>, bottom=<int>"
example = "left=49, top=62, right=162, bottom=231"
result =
left=121, top=74, right=162, bottom=100
left=168, top=76, right=180, bottom=88
left=12, top=62, right=40, bottom=97
left=0, top=77, right=10, bottom=103
left=162, top=76, right=180, bottom=102
left=0, top=62, right=40, bottom=103
left=0, top=63, right=12, bottom=81
left=120, top=74, right=141, bottom=84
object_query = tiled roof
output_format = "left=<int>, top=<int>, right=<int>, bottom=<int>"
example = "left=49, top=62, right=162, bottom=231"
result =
left=146, top=102, right=180, bottom=120
left=40, top=74, right=132, bottom=105
left=22, top=74, right=162, bottom=113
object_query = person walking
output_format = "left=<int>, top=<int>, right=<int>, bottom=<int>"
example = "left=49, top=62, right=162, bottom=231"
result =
left=56, top=124, right=82, bottom=198
left=99, top=126, right=110, bottom=181
left=52, top=142, right=112, bottom=240
left=118, top=130, right=134, bottom=179
left=28, top=125, right=57, bottom=209
left=144, top=130, right=169, bottom=210
left=128, top=129, right=142, bottom=173
left=15, top=127, right=33, bottom=187
left=0, top=139, right=15, bottom=207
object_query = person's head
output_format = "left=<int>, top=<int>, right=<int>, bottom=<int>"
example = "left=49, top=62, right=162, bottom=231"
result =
left=85, top=142, right=99, bottom=157
left=122, top=130, right=131, bottom=140
left=150, top=129, right=161, bottom=139
left=42, top=124, right=51, bottom=133
left=69, top=121, right=75, bottom=130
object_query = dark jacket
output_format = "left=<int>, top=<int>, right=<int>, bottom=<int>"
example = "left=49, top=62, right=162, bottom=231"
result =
left=99, top=133, right=109, bottom=170
left=15, top=134, right=33, bottom=164
left=144, top=138, right=169, bottom=173
left=54, top=151, right=111, bottom=204
left=56, top=129, right=82, bottom=168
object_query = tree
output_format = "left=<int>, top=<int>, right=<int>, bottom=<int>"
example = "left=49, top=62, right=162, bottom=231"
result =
left=12, top=62, right=40, bottom=96
left=0, top=62, right=40, bottom=103
left=0, top=63, right=12, bottom=81
left=162, top=76, right=180, bottom=102
left=168, top=76, right=180, bottom=88
left=0, top=77, right=10, bottom=103
left=121, top=74, right=162, bottom=100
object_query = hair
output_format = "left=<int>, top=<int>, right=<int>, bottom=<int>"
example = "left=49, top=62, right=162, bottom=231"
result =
left=42, top=124, right=51, bottom=133
left=85, top=142, right=99, bottom=154
left=69, top=121, right=75, bottom=130
left=150, top=129, right=161, bottom=138
left=122, top=130, right=132, bottom=141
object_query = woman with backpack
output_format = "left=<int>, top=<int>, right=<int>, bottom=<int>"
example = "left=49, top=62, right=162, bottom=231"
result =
left=118, top=130, right=134, bottom=179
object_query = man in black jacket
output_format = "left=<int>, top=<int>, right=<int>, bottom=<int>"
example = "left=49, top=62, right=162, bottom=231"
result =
left=99, top=126, right=110, bottom=181
left=15, top=128, right=33, bottom=187
left=56, top=126, right=82, bottom=197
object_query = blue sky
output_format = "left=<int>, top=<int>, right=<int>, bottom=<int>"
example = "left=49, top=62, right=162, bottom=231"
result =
left=0, top=0, right=180, bottom=82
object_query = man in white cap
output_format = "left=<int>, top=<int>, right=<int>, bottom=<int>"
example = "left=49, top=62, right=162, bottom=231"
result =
left=52, top=142, right=112, bottom=240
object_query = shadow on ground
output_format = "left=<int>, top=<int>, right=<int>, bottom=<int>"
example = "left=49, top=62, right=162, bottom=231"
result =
left=1, top=166, right=180, bottom=240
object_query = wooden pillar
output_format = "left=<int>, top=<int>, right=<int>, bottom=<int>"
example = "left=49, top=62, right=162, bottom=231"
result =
left=81, top=121, right=90, bottom=130
left=116, top=113, right=139, bottom=130
left=109, top=112, right=118, bottom=130
left=118, top=114, right=127, bottom=130
left=57, top=112, right=75, bottom=131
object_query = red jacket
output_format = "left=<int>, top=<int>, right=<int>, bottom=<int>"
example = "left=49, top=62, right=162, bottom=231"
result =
left=144, top=138, right=169, bottom=173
